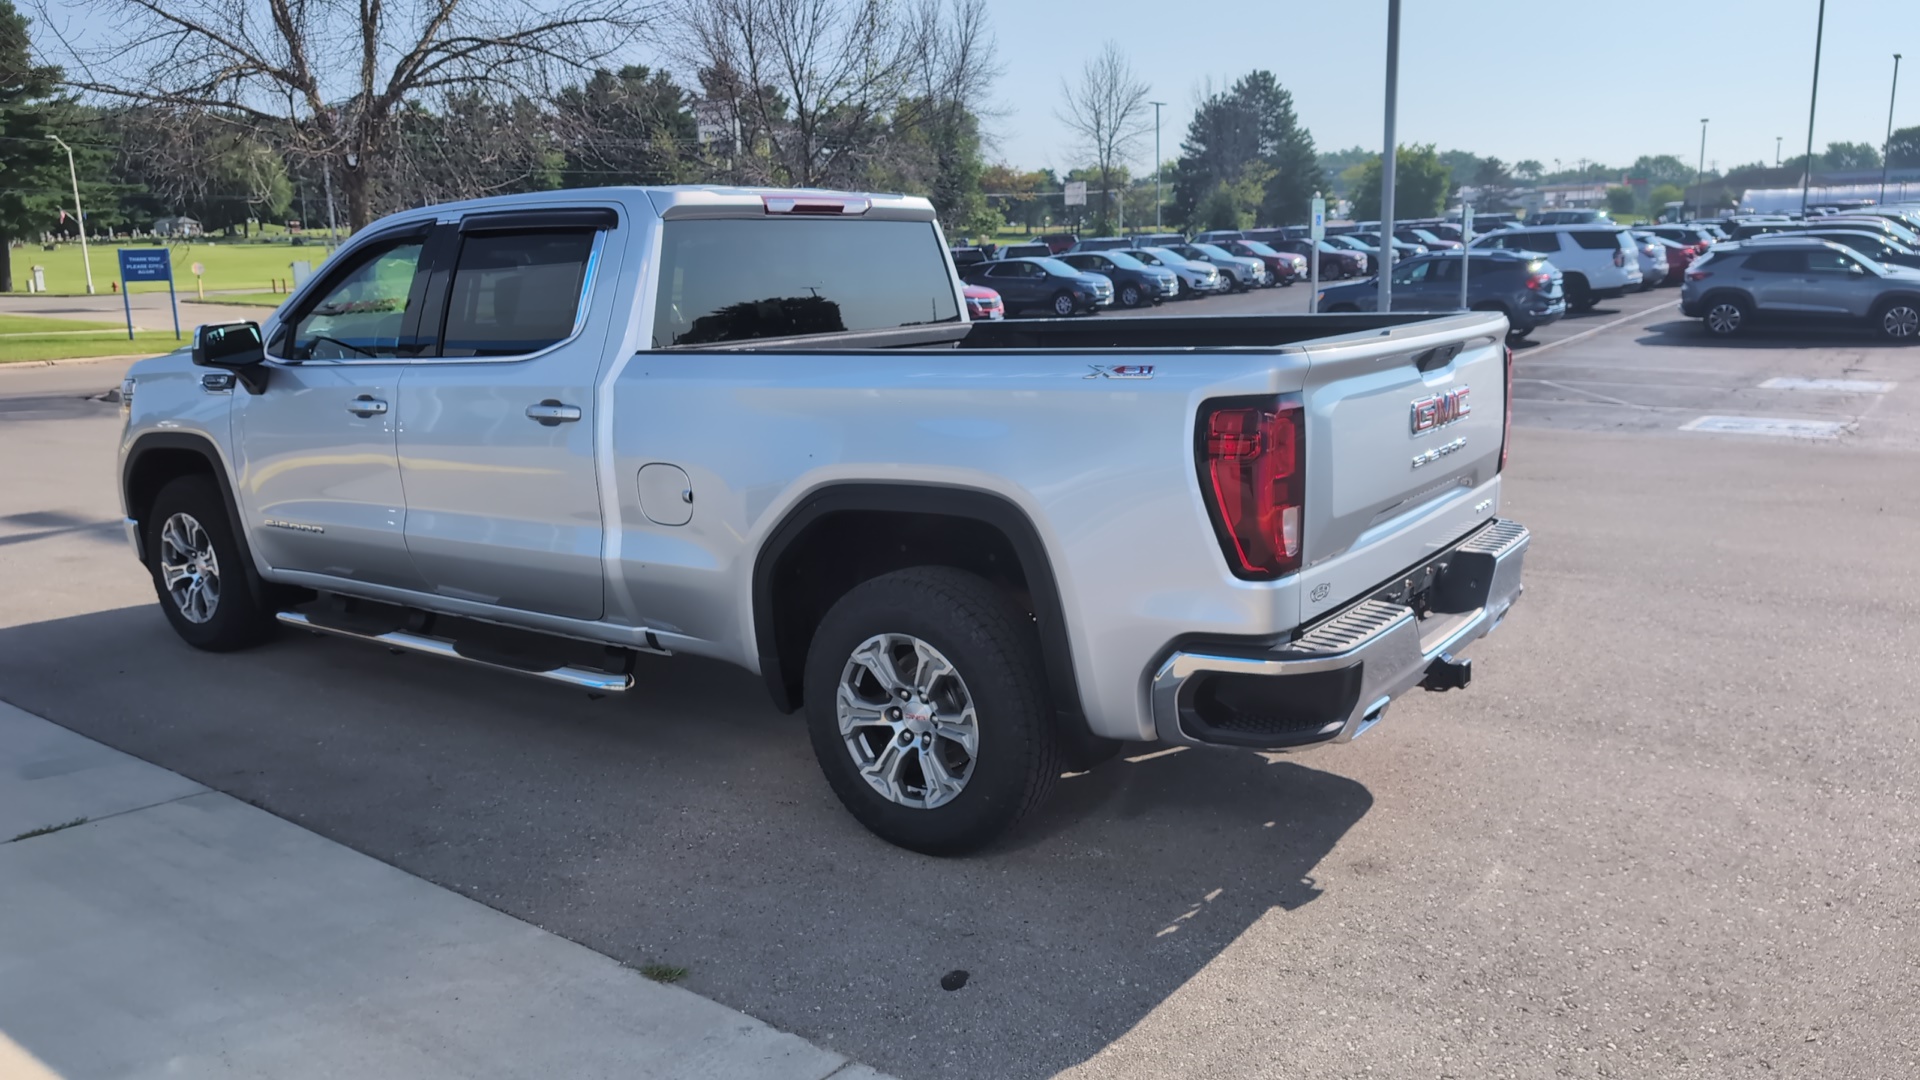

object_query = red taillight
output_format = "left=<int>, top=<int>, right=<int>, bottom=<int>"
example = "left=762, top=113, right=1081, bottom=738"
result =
left=1198, top=398, right=1304, bottom=580
left=1500, top=345, right=1514, bottom=472
left=1613, top=249, right=1626, bottom=267
left=762, top=195, right=871, bottom=215
left=1525, top=271, right=1552, bottom=291
left=1686, top=269, right=1712, bottom=282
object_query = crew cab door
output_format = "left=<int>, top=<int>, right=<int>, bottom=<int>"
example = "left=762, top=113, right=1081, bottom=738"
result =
left=235, top=226, right=431, bottom=590
left=394, top=209, right=620, bottom=621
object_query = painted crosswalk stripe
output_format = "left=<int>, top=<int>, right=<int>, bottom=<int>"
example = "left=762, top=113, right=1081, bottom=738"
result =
left=1680, top=416, right=1847, bottom=439
left=1758, top=377, right=1896, bottom=393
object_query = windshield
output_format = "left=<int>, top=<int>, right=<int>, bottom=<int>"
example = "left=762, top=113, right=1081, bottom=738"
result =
left=1138, top=247, right=1188, bottom=266
left=1035, top=257, right=1081, bottom=277
left=1104, top=251, right=1148, bottom=270
left=1193, top=243, right=1235, bottom=260
left=1844, top=218, right=1920, bottom=245
left=1319, top=240, right=1349, bottom=253
left=1237, top=241, right=1279, bottom=256
left=1406, top=229, right=1443, bottom=244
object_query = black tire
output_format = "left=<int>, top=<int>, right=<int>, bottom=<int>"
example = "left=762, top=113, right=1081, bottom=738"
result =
left=1565, top=274, right=1595, bottom=312
left=1702, top=294, right=1750, bottom=337
left=1327, top=303, right=1361, bottom=313
left=1506, top=327, right=1532, bottom=343
left=1118, top=283, right=1142, bottom=308
left=803, top=567, right=1061, bottom=855
left=1874, top=298, right=1920, bottom=342
left=1051, top=291, right=1076, bottom=317
left=144, top=474, right=276, bottom=651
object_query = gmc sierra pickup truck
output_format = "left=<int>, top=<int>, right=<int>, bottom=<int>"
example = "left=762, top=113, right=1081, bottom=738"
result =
left=117, top=186, right=1529, bottom=854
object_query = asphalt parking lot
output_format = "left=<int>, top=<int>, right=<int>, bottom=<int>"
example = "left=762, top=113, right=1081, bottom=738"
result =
left=3, top=298, right=1918, bottom=1078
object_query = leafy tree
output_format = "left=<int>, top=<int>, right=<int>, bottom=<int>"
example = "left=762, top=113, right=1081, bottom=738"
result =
left=1513, top=159, right=1544, bottom=182
left=1317, top=145, right=1373, bottom=195
left=553, top=66, right=700, bottom=188
left=0, top=0, right=64, bottom=291
left=1171, top=70, right=1322, bottom=228
left=1890, top=125, right=1920, bottom=169
left=981, top=163, right=1052, bottom=233
left=1347, top=144, right=1449, bottom=221
left=1629, top=154, right=1693, bottom=186
left=1604, top=186, right=1637, bottom=215
left=1648, top=182, right=1684, bottom=210
left=1821, top=141, right=1881, bottom=170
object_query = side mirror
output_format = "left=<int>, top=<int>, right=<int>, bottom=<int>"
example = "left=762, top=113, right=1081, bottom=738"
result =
left=192, top=322, right=268, bottom=393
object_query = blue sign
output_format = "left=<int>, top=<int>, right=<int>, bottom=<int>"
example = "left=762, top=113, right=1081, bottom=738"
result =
left=118, top=248, right=174, bottom=282
left=116, top=248, right=182, bottom=342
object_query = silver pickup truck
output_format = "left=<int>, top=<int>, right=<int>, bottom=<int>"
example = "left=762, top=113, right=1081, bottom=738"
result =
left=116, top=186, right=1529, bottom=853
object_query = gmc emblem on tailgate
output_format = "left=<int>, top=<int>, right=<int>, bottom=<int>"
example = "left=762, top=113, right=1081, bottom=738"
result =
left=1410, top=387, right=1471, bottom=434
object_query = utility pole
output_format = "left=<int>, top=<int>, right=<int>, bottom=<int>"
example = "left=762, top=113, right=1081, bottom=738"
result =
left=1378, top=0, right=1402, bottom=315
left=1801, top=0, right=1827, bottom=214
left=323, top=159, right=339, bottom=250
left=1150, top=100, right=1166, bottom=229
left=1882, top=54, right=1903, bottom=205
left=1693, top=119, right=1708, bottom=221
left=1775, top=136, right=1782, bottom=167
left=48, top=135, right=95, bottom=295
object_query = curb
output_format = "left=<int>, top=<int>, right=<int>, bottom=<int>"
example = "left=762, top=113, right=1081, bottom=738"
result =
left=0, top=354, right=160, bottom=371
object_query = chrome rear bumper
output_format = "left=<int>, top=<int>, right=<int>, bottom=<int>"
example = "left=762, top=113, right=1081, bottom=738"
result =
left=1150, top=519, right=1530, bottom=751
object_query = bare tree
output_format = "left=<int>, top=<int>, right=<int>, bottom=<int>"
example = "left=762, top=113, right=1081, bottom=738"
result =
left=675, top=0, right=918, bottom=189
left=41, top=0, right=651, bottom=228
left=1056, top=40, right=1149, bottom=228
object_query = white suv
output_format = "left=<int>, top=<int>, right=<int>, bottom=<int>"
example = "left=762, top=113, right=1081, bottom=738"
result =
left=1471, top=225, right=1642, bottom=310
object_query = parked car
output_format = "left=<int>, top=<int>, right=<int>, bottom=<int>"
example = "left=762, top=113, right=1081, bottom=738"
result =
left=1681, top=238, right=1920, bottom=340
left=1628, top=232, right=1669, bottom=289
left=1747, top=229, right=1920, bottom=270
left=1165, top=242, right=1268, bottom=290
left=1127, top=232, right=1187, bottom=247
left=1069, top=236, right=1132, bottom=253
left=961, top=256, right=1113, bottom=316
left=1322, top=234, right=1383, bottom=274
left=949, top=245, right=993, bottom=270
left=1058, top=250, right=1179, bottom=307
left=1349, top=232, right=1428, bottom=262
left=1036, top=233, right=1079, bottom=254
left=1826, top=216, right=1920, bottom=247
left=121, top=183, right=1530, bottom=854
left=1471, top=225, right=1643, bottom=310
left=1531, top=209, right=1611, bottom=226
left=1316, top=250, right=1566, bottom=340
left=1637, top=234, right=1696, bottom=284
left=1220, top=239, right=1305, bottom=285
left=997, top=242, right=1053, bottom=260
left=1641, top=225, right=1716, bottom=253
left=962, top=284, right=1005, bottom=321
left=1269, top=237, right=1365, bottom=278
left=1394, top=227, right=1462, bottom=251
left=1119, top=246, right=1226, bottom=298
left=1191, top=229, right=1244, bottom=244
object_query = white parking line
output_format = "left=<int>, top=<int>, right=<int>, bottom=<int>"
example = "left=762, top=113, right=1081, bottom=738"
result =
left=1679, top=415, right=1848, bottom=439
left=1758, top=377, right=1897, bottom=393
left=1525, top=300, right=1680, bottom=356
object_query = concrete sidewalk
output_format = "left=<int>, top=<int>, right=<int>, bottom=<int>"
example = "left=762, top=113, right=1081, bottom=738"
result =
left=0, top=701, right=892, bottom=1080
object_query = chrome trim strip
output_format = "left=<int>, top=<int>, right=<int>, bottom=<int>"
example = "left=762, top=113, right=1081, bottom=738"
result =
left=277, top=611, right=635, bottom=692
left=1149, top=520, right=1530, bottom=751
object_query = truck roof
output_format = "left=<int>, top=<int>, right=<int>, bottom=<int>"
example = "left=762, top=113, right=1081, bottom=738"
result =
left=358, top=185, right=940, bottom=235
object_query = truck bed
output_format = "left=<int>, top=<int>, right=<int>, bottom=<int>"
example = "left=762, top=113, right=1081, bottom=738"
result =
left=669, top=312, right=1460, bottom=354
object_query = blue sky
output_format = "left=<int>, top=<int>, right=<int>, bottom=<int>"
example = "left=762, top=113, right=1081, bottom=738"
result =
left=976, top=0, right=1913, bottom=175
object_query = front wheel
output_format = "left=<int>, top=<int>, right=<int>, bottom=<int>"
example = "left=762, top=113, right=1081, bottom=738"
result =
left=1118, top=283, right=1142, bottom=308
left=1876, top=299, right=1920, bottom=341
left=145, top=475, right=276, bottom=651
left=803, top=567, right=1061, bottom=855
left=1051, top=291, right=1076, bottom=317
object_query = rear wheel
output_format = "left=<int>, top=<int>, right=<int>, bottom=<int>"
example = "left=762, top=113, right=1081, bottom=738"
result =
left=803, top=567, right=1061, bottom=855
left=1703, top=295, right=1750, bottom=337
left=1876, top=299, right=1920, bottom=341
left=145, top=475, right=276, bottom=651
left=1565, top=274, right=1595, bottom=312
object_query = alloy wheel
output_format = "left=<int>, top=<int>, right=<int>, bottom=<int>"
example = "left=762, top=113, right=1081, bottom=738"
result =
left=1706, top=302, right=1743, bottom=335
left=1882, top=304, right=1920, bottom=339
left=836, top=633, right=979, bottom=810
left=1053, top=294, right=1074, bottom=316
left=158, top=512, right=221, bottom=624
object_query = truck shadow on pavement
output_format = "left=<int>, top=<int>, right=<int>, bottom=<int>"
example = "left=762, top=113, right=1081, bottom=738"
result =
left=0, top=605, right=1373, bottom=1080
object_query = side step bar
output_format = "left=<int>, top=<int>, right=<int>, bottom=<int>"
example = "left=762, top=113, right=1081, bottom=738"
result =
left=276, top=612, right=635, bottom=692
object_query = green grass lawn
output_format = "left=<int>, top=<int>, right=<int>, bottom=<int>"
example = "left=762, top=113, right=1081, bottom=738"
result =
left=0, top=312, right=185, bottom=363
left=11, top=241, right=340, bottom=296
left=185, top=291, right=290, bottom=309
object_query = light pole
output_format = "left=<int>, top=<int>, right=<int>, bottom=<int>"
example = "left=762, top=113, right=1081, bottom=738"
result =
left=1377, top=0, right=1402, bottom=314
left=1775, top=136, right=1782, bottom=167
left=47, top=135, right=95, bottom=295
left=1801, top=0, right=1827, bottom=214
left=1150, top=100, right=1166, bottom=228
left=1692, top=119, right=1708, bottom=220
left=1881, top=54, right=1903, bottom=205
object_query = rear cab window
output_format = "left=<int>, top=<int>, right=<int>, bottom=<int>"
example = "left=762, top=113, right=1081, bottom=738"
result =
left=654, top=218, right=960, bottom=347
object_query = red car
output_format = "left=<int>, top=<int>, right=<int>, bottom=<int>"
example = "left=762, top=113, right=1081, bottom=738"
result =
left=1222, top=240, right=1305, bottom=286
left=963, top=284, right=1005, bottom=320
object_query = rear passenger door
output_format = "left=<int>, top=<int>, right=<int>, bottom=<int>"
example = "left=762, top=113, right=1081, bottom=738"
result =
left=395, top=208, right=622, bottom=621
left=986, top=261, right=1041, bottom=310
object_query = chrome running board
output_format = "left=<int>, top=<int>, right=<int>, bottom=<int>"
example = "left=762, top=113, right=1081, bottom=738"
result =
left=277, top=611, right=634, bottom=692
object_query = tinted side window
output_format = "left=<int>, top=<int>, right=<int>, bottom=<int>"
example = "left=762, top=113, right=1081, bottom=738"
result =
left=654, top=219, right=960, bottom=347
left=1516, top=232, right=1560, bottom=252
left=288, top=237, right=425, bottom=360
left=1806, top=249, right=1860, bottom=274
left=1743, top=251, right=1805, bottom=273
left=1570, top=230, right=1620, bottom=250
left=1426, top=258, right=1459, bottom=282
left=437, top=231, right=597, bottom=357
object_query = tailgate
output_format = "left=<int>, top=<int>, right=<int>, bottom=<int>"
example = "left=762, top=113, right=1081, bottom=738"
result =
left=1295, top=314, right=1509, bottom=625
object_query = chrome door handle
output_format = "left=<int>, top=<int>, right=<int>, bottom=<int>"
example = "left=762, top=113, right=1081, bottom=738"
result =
left=346, top=396, right=388, bottom=417
left=526, top=401, right=582, bottom=426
